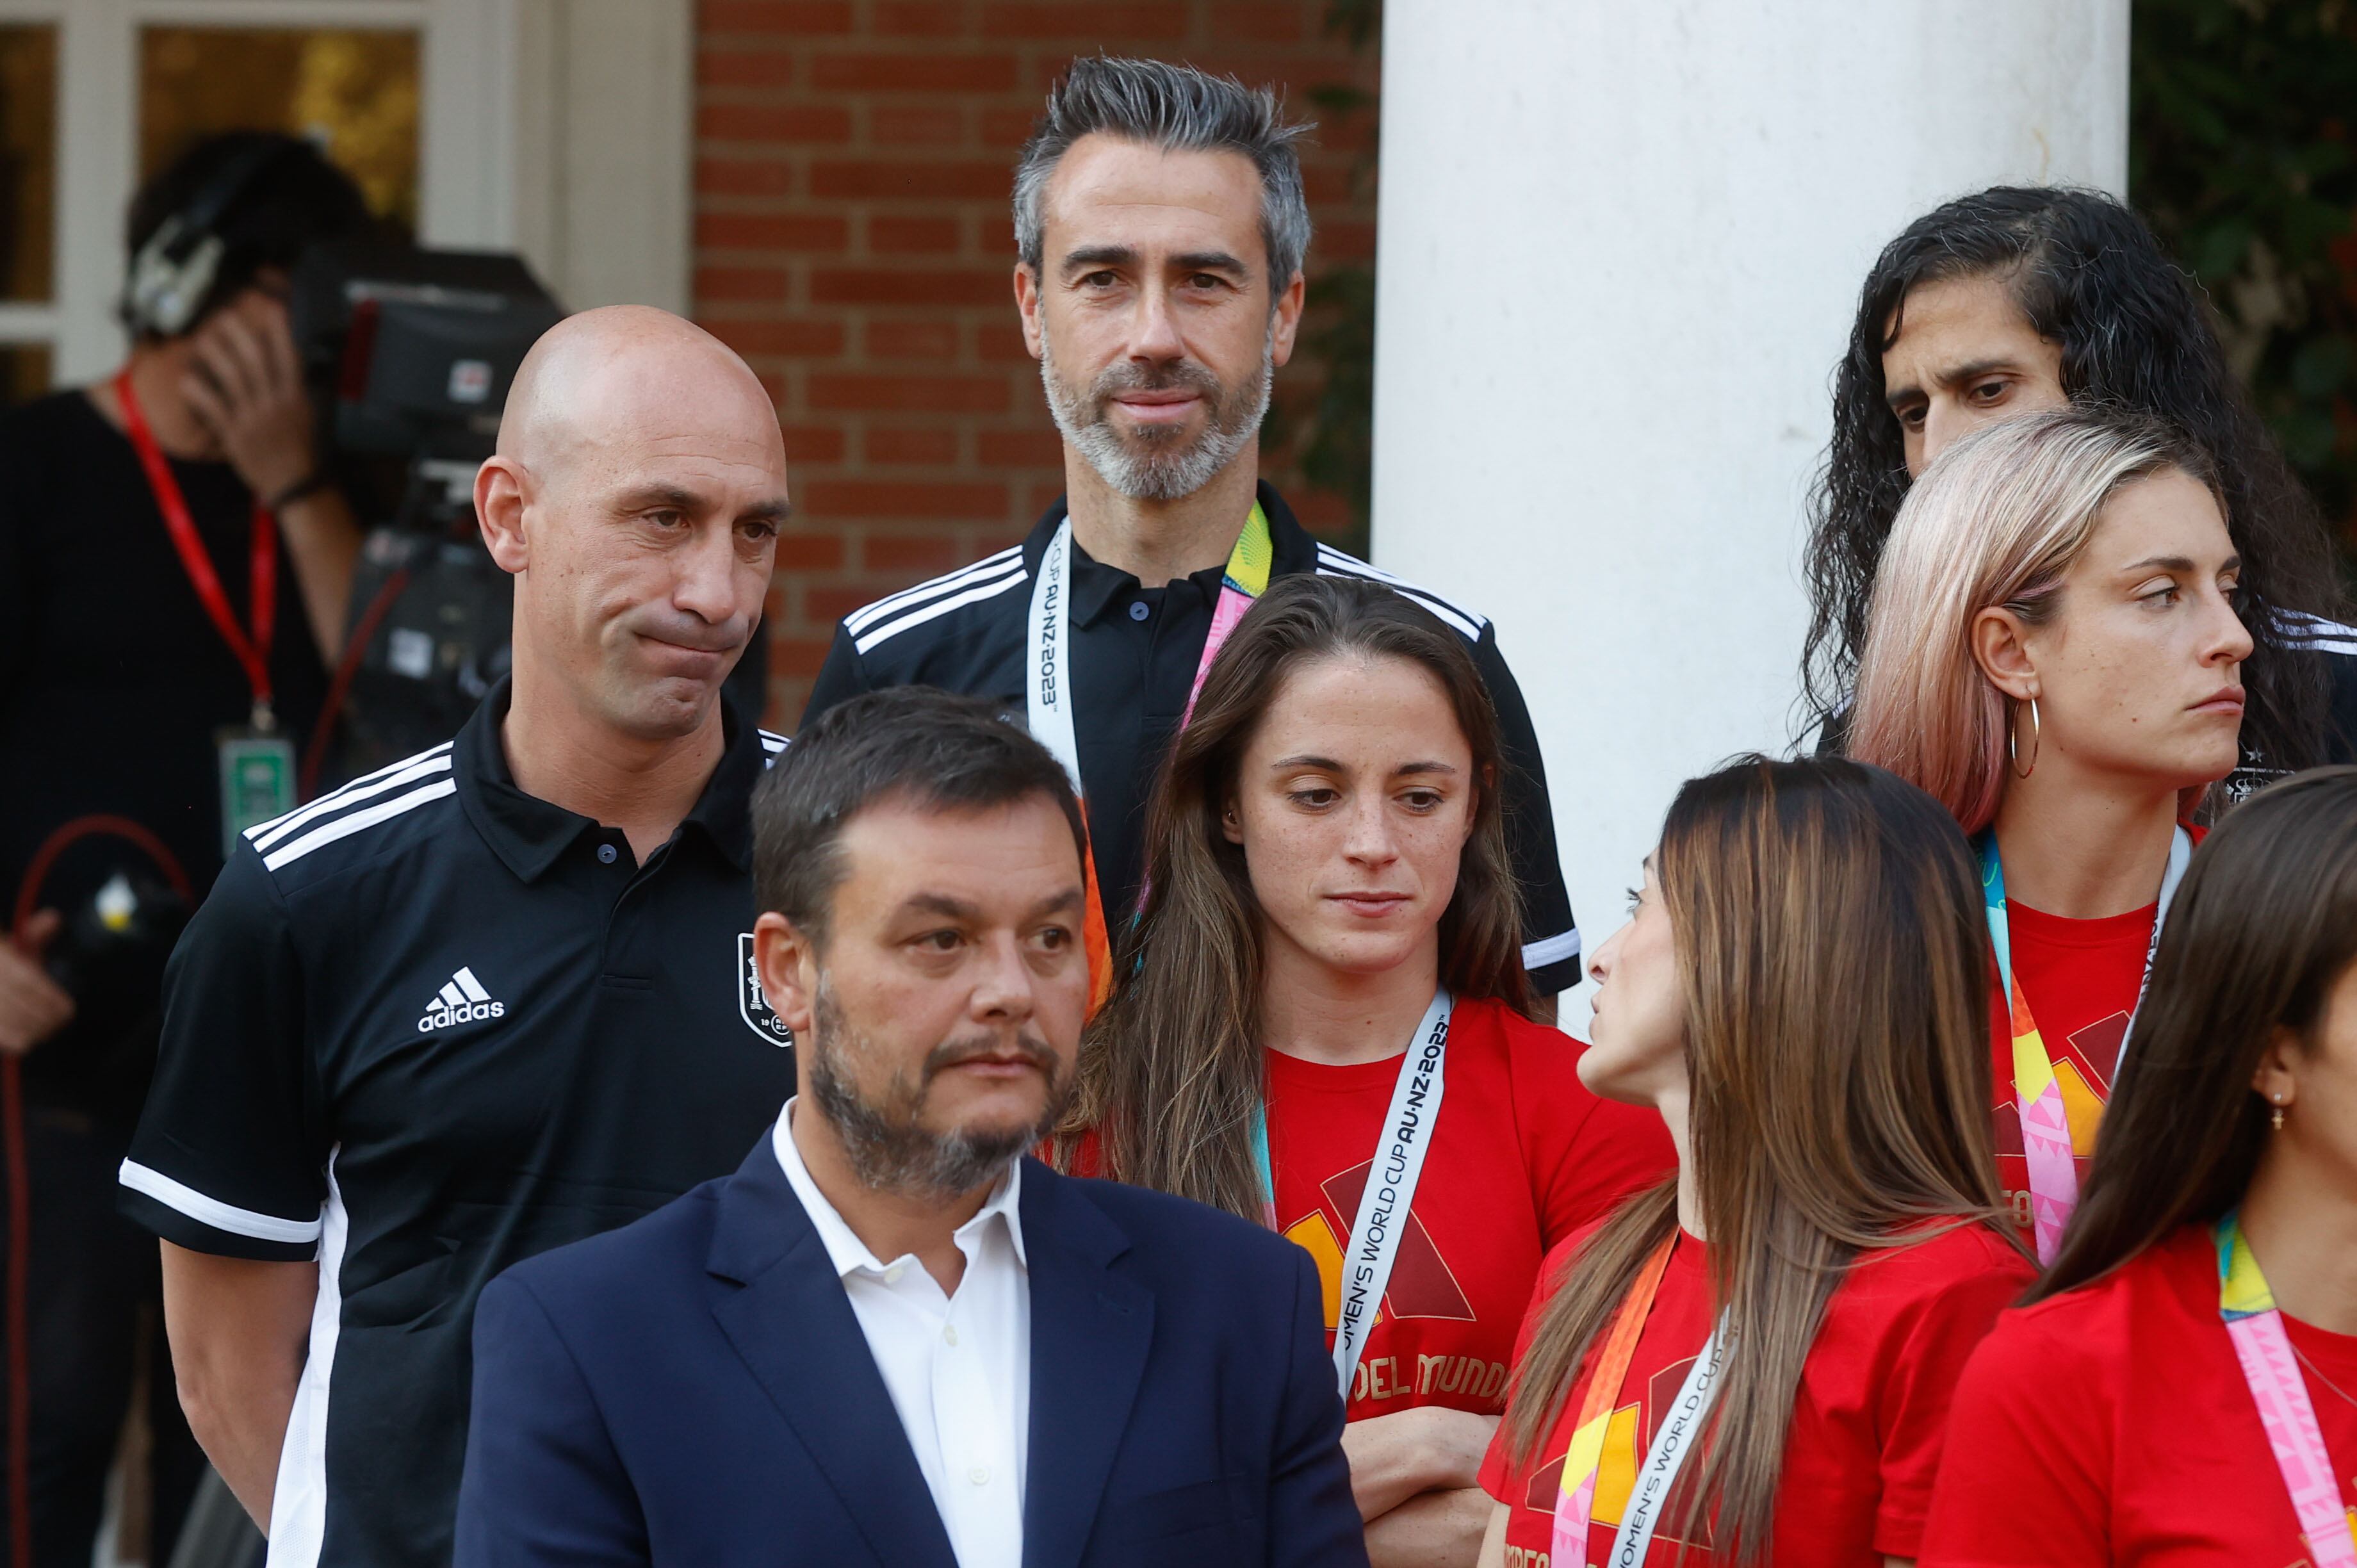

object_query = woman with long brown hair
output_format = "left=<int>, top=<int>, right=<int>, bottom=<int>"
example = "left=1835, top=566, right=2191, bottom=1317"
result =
left=1475, top=756, right=2034, bottom=1567
left=1063, top=573, right=1671, bottom=1567
left=1849, top=406, right=2253, bottom=1262
left=1922, top=768, right=2357, bottom=1567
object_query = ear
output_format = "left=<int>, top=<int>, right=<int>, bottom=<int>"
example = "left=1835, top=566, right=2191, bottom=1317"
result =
left=1969, top=606, right=2041, bottom=703
left=2250, top=1022, right=2303, bottom=1112
left=474, top=455, right=532, bottom=576
left=754, top=910, right=820, bottom=1037
left=1269, top=268, right=1307, bottom=369
left=1219, top=793, right=1244, bottom=845
left=1014, top=263, right=1045, bottom=361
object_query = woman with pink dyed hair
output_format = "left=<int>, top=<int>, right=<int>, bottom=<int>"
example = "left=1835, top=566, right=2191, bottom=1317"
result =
left=1848, top=406, right=2251, bottom=1264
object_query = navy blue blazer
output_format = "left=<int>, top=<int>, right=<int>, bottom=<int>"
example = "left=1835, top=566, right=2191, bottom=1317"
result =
left=454, top=1138, right=1369, bottom=1568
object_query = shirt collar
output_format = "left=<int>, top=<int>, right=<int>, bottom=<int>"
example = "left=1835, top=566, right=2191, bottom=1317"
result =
left=1021, top=478, right=1320, bottom=628
left=770, top=1097, right=1028, bottom=1276
left=454, top=677, right=765, bottom=883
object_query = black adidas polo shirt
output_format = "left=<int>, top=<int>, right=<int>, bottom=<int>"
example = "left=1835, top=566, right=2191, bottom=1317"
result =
left=804, top=481, right=1583, bottom=994
left=118, top=682, right=794, bottom=1568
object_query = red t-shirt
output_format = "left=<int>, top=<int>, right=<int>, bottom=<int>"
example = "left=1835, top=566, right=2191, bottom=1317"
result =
left=1265, top=997, right=1674, bottom=1420
left=1988, top=827, right=2205, bottom=1229
left=1922, top=1224, right=2357, bottom=1568
left=1480, top=1221, right=2034, bottom=1567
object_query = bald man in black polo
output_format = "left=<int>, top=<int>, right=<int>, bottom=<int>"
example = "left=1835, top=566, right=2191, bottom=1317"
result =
left=121, top=307, right=797, bottom=1568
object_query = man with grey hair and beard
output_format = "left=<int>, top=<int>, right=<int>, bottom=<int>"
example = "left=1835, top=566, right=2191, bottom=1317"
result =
left=801, top=56, right=1583, bottom=1006
left=454, top=687, right=1367, bottom=1568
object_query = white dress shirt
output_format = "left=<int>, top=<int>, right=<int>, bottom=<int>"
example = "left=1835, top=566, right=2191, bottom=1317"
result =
left=772, top=1100, right=1030, bottom=1568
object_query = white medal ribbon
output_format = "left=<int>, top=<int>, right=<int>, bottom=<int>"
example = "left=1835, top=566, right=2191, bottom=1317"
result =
left=1025, top=517, right=1083, bottom=791
left=1329, top=990, right=1452, bottom=1400
left=1606, top=1316, right=1731, bottom=1567
left=2114, top=824, right=2192, bottom=1076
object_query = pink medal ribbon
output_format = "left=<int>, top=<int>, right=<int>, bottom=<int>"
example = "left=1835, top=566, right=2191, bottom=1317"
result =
left=2217, top=1209, right=2357, bottom=1567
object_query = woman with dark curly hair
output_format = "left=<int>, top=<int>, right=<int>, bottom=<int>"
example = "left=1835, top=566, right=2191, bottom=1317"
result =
left=1802, top=186, right=2356, bottom=779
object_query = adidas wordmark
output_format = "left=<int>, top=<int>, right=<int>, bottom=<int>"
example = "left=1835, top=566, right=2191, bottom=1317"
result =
left=418, top=967, right=507, bottom=1033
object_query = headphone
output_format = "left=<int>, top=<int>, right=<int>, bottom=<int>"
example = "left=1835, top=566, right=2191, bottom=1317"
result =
left=120, top=138, right=300, bottom=338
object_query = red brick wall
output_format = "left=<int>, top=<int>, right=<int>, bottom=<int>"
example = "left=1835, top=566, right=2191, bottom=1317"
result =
left=692, top=0, right=1380, bottom=726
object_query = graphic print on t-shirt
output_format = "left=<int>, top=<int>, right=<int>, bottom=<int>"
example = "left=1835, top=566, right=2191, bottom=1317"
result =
left=1285, top=1156, right=1478, bottom=1323
left=1516, top=1352, right=1715, bottom=1558
left=1284, top=1156, right=1491, bottom=1404
left=1991, top=1006, right=2128, bottom=1168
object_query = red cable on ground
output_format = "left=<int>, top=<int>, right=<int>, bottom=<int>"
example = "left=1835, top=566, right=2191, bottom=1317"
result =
left=6, top=817, right=192, bottom=1568
left=300, top=565, right=411, bottom=803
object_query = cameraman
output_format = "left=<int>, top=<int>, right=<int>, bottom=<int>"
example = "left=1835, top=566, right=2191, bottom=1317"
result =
left=0, top=132, right=371, bottom=1565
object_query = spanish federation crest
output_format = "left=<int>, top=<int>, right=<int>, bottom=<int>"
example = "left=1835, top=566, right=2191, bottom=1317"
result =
left=738, top=933, right=791, bottom=1047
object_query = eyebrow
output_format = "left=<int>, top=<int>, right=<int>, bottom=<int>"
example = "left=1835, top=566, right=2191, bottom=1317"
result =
left=1061, top=244, right=1138, bottom=275
left=900, top=888, right=1086, bottom=922
left=614, top=482, right=794, bottom=524
left=901, top=893, right=981, bottom=921
left=1059, top=245, right=1252, bottom=279
left=2119, top=552, right=2240, bottom=575
left=1171, top=249, right=1250, bottom=277
left=1266, top=755, right=1460, bottom=776
left=1884, top=359, right=2019, bottom=411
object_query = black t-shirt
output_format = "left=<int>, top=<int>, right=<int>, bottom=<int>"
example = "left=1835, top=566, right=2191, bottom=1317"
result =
left=802, top=482, right=1585, bottom=993
left=118, top=683, right=795, bottom=1568
left=0, top=389, right=327, bottom=1123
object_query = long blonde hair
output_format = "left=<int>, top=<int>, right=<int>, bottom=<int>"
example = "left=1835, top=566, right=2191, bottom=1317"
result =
left=1848, top=406, right=2222, bottom=833
left=1057, top=573, right=1531, bottom=1220
left=1503, top=757, right=2016, bottom=1564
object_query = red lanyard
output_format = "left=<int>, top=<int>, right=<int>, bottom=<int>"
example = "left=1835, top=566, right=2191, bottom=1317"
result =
left=115, top=370, right=277, bottom=728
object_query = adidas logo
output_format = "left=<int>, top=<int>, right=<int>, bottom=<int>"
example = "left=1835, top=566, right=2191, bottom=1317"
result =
left=417, top=967, right=507, bottom=1033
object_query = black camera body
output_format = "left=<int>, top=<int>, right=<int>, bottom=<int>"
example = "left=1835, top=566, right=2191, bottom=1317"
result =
left=288, top=243, right=562, bottom=780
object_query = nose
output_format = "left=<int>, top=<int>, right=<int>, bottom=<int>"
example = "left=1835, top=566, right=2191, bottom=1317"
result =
left=1918, top=401, right=1976, bottom=473
left=1128, top=281, right=1186, bottom=365
left=967, top=932, right=1040, bottom=1027
left=673, top=521, right=741, bottom=627
left=2203, top=584, right=2256, bottom=667
left=1340, top=794, right=1400, bottom=869
left=1587, top=922, right=1625, bottom=987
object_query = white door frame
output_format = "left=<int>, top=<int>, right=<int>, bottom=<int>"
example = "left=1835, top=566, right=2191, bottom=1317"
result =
left=0, top=0, right=688, bottom=386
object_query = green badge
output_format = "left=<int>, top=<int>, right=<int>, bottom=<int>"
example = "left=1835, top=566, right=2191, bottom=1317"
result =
left=217, top=731, right=297, bottom=858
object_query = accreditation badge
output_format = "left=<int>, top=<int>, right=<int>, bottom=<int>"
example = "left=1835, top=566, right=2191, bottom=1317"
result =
left=216, top=727, right=296, bottom=858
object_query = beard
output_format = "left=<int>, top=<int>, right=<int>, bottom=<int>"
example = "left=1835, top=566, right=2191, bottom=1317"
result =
left=1039, top=321, right=1274, bottom=502
left=804, top=981, right=1073, bottom=1201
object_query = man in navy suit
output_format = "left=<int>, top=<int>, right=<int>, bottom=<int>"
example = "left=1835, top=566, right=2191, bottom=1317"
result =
left=454, top=686, right=1367, bottom=1568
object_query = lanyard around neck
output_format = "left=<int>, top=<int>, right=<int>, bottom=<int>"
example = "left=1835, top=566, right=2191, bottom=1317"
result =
left=2216, top=1210, right=2357, bottom=1568
left=1025, top=502, right=1274, bottom=1002
left=1550, top=1233, right=1731, bottom=1564
left=1251, top=990, right=1453, bottom=1401
left=117, top=369, right=279, bottom=729
left=1979, top=825, right=2191, bottom=1264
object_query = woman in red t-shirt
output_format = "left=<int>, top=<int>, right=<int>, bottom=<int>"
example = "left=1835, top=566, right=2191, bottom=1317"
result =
left=1850, top=407, right=2253, bottom=1259
left=1059, top=574, right=1674, bottom=1566
left=1477, top=756, right=2035, bottom=1568
left=1923, top=767, right=2357, bottom=1567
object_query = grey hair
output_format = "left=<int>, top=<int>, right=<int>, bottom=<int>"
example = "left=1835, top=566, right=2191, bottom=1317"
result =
left=1013, top=56, right=1314, bottom=295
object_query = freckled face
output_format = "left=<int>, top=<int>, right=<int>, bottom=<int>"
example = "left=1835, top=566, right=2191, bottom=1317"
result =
left=2005, top=470, right=2252, bottom=791
left=1225, top=654, right=1477, bottom=981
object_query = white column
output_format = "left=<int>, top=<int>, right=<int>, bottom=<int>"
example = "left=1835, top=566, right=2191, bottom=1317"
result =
left=1369, top=1, right=2127, bottom=1020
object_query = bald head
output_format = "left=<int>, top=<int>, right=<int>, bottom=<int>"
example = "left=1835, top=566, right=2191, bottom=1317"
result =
left=499, top=305, right=781, bottom=474
left=477, top=305, right=791, bottom=747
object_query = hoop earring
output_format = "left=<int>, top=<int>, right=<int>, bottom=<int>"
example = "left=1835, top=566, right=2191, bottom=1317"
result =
left=2008, top=695, right=2041, bottom=780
